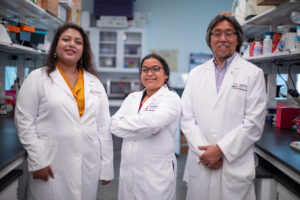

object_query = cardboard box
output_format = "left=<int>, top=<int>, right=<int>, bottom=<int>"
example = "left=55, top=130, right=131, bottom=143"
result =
left=257, top=0, right=288, bottom=6
left=180, top=132, right=189, bottom=154
left=42, top=0, right=58, bottom=17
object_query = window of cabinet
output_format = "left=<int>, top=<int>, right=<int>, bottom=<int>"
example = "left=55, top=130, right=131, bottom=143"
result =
left=124, top=32, right=142, bottom=69
left=99, top=31, right=117, bottom=68
left=90, top=28, right=144, bottom=73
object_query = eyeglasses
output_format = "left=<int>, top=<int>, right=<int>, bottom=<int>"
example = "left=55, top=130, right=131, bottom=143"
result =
left=211, top=30, right=237, bottom=39
left=140, top=66, right=163, bottom=73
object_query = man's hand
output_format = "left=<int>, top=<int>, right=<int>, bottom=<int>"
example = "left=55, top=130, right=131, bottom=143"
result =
left=101, top=180, right=112, bottom=185
left=33, top=166, right=54, bottom=181
left=207, top=158, right=223, bottom=170
left=198, top=145, right=223, bottom=168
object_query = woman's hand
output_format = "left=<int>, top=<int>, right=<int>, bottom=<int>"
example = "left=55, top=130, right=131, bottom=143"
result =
left=101, top=180, right=111, bottom=185
left=33, top=166, right=54, bottom=181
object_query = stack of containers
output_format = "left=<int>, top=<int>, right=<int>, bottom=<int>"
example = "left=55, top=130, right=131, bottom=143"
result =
left=20, top=24, right=35, bottom=42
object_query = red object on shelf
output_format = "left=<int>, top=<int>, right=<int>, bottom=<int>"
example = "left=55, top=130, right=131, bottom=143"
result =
left=4, top=90, right=16, bottom=106
left=275, top=104, right=300, bottom=128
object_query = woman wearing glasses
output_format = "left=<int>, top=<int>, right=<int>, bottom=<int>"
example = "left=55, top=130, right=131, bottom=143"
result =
left=110, top=53, right=181, bottom=200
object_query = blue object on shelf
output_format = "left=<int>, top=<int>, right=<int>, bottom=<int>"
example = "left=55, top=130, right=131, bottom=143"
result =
left=34, top=30, right=48, bottom=35
left=20, top=31, right=31, bottom=41
left=8, top=32, right=16, bottom=40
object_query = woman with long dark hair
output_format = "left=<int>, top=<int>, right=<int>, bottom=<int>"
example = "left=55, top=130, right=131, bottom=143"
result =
left=15, top=23, right=113, bottom=200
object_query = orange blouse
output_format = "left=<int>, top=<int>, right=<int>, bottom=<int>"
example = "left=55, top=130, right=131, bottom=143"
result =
left=57, top=64, right=85, bottom=117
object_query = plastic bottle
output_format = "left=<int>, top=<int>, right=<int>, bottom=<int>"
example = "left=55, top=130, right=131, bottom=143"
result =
left=263, top=35, right=272, bottom=55
left=295, top=36, right=300, bottom=51
left=253, top=41, right=261, bottom=56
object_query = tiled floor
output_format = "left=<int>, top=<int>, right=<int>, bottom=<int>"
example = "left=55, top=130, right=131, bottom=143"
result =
left=97, top=150, right=188, bottom=200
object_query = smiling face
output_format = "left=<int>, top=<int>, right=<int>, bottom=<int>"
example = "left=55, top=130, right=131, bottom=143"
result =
left=210, top=20, right=238, bottom=64
left=55, top=28, right=83, bottom=66
left=140, top=57, right=168, bottom=95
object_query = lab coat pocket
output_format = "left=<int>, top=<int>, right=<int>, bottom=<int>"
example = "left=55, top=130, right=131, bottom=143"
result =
left=223, top=151, right=255, bottom=191
left=28, top=139, right=57, bottom=200
left=143, top=155, right=175, bottom=199
left=40, top=139, right=57, bottom=171
left=228, top=87, right=246, bottom=116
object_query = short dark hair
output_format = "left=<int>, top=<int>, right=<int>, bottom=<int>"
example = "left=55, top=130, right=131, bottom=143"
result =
left=206, top=14, right=244, bottom=53
left=45, top=23, right=98, bottom=78
left=140, top=53, right=171, bottom=89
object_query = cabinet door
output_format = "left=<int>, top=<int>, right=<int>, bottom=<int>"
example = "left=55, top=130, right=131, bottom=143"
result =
left=99, top=31, right=117, bottom=68
left=123, top=31, right=142, bottom=69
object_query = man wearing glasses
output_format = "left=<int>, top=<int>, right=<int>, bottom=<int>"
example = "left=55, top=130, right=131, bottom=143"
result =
left=181, top=14, right=267, bottom=200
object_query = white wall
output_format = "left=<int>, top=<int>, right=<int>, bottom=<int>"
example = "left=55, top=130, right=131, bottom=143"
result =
left=134, top=0, right=234, bottom=72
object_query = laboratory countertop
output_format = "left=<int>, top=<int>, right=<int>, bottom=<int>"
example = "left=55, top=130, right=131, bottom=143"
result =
left=255, top=124, right=300, bottom=176
left=0, top=115, right=25, bottom=172
left=0, top=116, right=300, bottom=178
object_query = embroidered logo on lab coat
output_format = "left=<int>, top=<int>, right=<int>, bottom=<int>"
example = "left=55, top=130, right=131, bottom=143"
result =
left=144, top=105, right=158, bottom=111
left=232, top=83, right=247, bottom=91
left=89, top=83, right=101, bottom=96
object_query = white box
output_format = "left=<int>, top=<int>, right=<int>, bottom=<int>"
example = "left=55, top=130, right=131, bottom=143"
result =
left=96, top=16, right=128, bottom=28
left=58, top=4, right=67, bottom=21
left=59, top=0, right=72, bottom=8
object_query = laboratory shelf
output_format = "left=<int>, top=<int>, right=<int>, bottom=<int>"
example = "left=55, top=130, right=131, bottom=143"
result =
left=99, top=41, right=117, bottom=44
left=98, top=67, right=139, bottom=73
left=0, top=0, right=64, bottom=31
left=99, top=54, right=117, bottom=57
left=242, top=0, right=300, bottom=39
left=245, top=50, right=300, bottom=62
left=124, top=54, right=141, bottom=58
left=0, top=41, right=45, bottom=55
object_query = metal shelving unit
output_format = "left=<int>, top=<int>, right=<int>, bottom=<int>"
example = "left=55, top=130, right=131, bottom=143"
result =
left=0, top=0, right=64, bottom=31
left=242, top=0, right=300, bottom=39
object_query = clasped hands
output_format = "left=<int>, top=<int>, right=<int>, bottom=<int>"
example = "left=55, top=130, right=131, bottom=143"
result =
left=198, top=145, right=223, bottom=170
left=33, top=166, right=111, bottom=185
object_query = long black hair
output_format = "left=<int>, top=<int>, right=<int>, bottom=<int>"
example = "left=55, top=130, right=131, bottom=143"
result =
left=44, top=23, right=98, bottom=78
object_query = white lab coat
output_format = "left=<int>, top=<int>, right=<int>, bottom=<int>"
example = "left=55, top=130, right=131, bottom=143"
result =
left=15, top=67, right=114, bottom=200
left=181, top=54, right=267, bottom=200
left=110, top=85, right=181, bottom=200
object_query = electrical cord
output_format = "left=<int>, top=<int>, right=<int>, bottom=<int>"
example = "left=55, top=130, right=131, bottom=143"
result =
left=287, top=63, right=300, bottom=97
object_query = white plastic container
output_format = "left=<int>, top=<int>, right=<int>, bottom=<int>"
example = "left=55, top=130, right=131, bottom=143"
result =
left=254, top=41, right=261, bottom=56
left=294, top=36, right=300, bottom=51
left=263, top=35, right=272, bottom=55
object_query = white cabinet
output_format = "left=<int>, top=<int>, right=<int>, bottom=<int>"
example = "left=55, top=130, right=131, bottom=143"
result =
left=277, top=183, right=300, bottom=200
left=87, top=28, right=145, bottom=73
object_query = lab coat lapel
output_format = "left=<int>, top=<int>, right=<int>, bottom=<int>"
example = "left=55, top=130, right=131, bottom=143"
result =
left=50, top=67, right=74, bottom=97
left=203, top=60, right=218, bottom=106
left=139, top=85, right=167, bottom=113
left=132, top=90, right=145, bottom=113
left=215, top=55, right=240, bottom=104
left=83, top=70, right=95, bottom=100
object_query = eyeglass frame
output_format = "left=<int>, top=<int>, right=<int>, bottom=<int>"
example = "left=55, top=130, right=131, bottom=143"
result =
left=140, top=66, right=164, bottom=73
left=210, top=30, right=237, bottom=39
